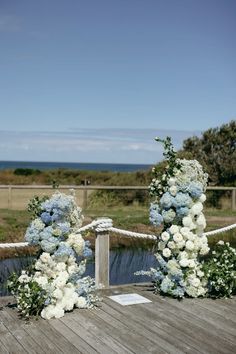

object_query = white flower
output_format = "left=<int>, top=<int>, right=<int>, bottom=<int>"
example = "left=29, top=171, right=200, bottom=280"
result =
left=217, top=240, right=224, bottom=245
left=168, top=177, right=176, bottom=186
left=162, top=248, right=171, bottom=258
left=199, top=194, right=206, bottom=203
left=167, top=241, right=176, bottom=250
left=161, top=231, right=170, bottom=242
left=188, top=260, right=196, bottom=268
left=169, top=225, right=179, bottom=234
left=173, top=233, right=183, bottom=243
left=189, top=277, right=201, bottom=287
left=196, top=214, right=206, bottom=228
left=52, top=288, right=63, bottom=300
left=40, top=252, right=52, bottom=264
left=179, top=259, right=189, bottom=267
left=182, top=216, right=192, bottom=227
left=76, top=296, right=87, bottom=308
left=169, top=185, right=177, bottom=196
left=200, top=246, right=210, bottom=255
left=34, top=275, right=48, bottom=288
left=176, top=240, right=185, bottom=249
left=190, top=202, right=203, bottom=216
left=197, top=270, right=204, bottom=278
left=158, top=241, right=166, bottom=251
left=67, top=233, right=85, bottom=255
left=18, top=274, right=31, bottom=284
left=185, top=240, right=195, bottom=251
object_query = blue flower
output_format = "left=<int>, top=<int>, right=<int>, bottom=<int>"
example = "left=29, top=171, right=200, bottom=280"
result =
left=40, top=212, right=52, bottom=225
left=172, top=286, right=185, bottom=298
left=149, top=203, right=163, bottom=226
left=176, top=206, right=189, bottom=217
left=162, top=209, right=176, bottom=223
left=173, top=192, right=192, bottom=208
left=188, top=181, right=203, bottom=199
left=160, top=192, right=173, bottom=209
left=54, top=243, right=75, bottom=261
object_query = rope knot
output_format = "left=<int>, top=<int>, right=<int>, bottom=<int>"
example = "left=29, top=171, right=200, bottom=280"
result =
left=94, top=217, right=113, bottom=233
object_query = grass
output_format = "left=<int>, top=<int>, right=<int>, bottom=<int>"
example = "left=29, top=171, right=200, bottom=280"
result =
left=0, top=206, right=235, bottom=258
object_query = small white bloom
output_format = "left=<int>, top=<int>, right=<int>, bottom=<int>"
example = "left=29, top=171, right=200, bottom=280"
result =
left=199, top=194, right=206, bottom=203
left=190, top=202, right=203, bottom=216
left=162, top=248, right=171, bottom=258
left=217, top=240, right=224, bottom=245
left=169, top=185, right=177, bottom=196
left=168, top=177, right=176, bottom=187
left=173, top=233, right=183, bottom=243
left=179, top=259, right=189, bottom=267
left=185, top=240, right=195, bottom=251
left=182, top=216, right=192, bottom=227
left=169, top=225, right=179, bottom=234
left=167, top=241, right=176, bottom=249
left=161, top=231, right=170, bottom=242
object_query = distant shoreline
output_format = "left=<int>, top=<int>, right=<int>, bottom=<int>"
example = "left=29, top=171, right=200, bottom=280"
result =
left=0, top=161, right=152, bottom=172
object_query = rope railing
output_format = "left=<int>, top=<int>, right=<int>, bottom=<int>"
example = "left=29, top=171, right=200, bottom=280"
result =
left=0, top=219, right=235, bottom=249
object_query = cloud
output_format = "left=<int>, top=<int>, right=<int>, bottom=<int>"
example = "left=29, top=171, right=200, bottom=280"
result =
left=0, top=129, right=200, bottom=163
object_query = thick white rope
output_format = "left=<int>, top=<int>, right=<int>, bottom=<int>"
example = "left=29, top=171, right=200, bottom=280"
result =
left=0, top=220, right=235, bottom=249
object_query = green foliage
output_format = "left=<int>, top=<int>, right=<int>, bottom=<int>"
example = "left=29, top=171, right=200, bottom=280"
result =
left=203, top=241, right=236, bottom=298
left=181, top=120, right=236, bottom=186
left=14, top=168, right=41, bottom=176
left=27, top=195, right=48, bottom=219
left=7, top=271, right=47, bottom=318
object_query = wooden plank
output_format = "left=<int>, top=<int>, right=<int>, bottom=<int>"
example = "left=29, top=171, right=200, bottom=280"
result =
left=0, top=321, right=26, bottom=354
left=60, top=311, right=118, bottom=354
left=4, top=306, right=62, bottom=354
left=69, top=309, right=134, bottom=354
left=50, top=317, right=98, bottom=354
left=103, top=296, right=203, bottom=354
left=137, top=290, right=236, bottom=353
left=90, top=308, right=160, bottom=354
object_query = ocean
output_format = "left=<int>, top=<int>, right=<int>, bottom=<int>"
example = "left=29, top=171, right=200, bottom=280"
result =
left=0, top=161, right=152, bottom=172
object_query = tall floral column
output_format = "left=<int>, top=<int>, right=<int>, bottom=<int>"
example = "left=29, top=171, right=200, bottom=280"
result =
left=141, top=137, right=210, bottom=298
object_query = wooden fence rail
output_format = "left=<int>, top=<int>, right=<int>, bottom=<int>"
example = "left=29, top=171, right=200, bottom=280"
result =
left=0, top=185, right=235, bottom=210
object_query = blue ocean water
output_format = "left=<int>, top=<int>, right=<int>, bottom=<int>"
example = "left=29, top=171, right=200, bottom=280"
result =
left=0, top=161, right=152, bottom=172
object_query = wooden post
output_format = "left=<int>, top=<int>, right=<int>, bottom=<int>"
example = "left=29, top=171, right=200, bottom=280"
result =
left=95, top=227, right=110, bottom=289
left=232, top=189, right=236, bottom=211
left=8, top=186, right=12, bottom=209
left=83, top=188, right=88, bottom=209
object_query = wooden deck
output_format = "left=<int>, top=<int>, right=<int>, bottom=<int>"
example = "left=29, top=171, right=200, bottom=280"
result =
left=0, top=284, right=236, bottom=354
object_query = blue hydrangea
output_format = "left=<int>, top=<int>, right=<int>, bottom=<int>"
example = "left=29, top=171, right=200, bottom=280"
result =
left=162, top=209, right=176, bottom=223
left=188, top=181, right=203, bottom=199
left=173, top=192, right=192, bottom=208
left=57, top=222, right=70, bottom=235
left=25, top=227, right=40, bottom=245
left=172, top=286, right=185, bottom=298
left=40, top=226, right=53, bottom=240
left=176, top=206, right=189, bottom=217
left=160, top=192, right=173, bottom=210
left=83, top=240, right=93, bottom=258
left=40, top=212, right=52, bottom=225
left=54, top=243, right=75, bottom=261
left=160, top=278, right=174, bottom=293
left=149, top=203, right=163, bottom=226
left=40, top=236, right=59, bottom=253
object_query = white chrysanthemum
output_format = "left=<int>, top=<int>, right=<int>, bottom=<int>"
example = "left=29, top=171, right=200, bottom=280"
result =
left=162, top=248, right=171, bottom=258
left=161, top=231, right=170, bottom=242
left=169, top=225, right=179, bottom=234
left=173, top=233, right=183, bottom=243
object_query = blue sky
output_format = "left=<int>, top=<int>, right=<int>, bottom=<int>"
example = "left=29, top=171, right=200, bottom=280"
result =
left=0, top=0, right=235, bottom=163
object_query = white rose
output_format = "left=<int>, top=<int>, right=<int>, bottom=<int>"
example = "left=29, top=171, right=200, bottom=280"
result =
left=169, top=225, right=179, bottom=234
left=182, top=216, right=192, bottom=227
left=176, top=240, right=185, bottom=249
left=161, top=231, right=170, bottom=242
left=179, top=259, right=189, bottom=267
left=173, top=233, right=183, bottom=243
left=190, top=202, right=203, bottom=216
left=167, top=241, right=176, bottom=249
left=188, top=260, right=196, bottom=268
left=185, top=240, right=194, bottom=251
left=162, top=248, right=171, bottom=258
left=158, top=241, right=166, bottom=251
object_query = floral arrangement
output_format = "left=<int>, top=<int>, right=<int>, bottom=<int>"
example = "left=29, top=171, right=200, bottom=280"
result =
left=8, top=192, right=98, bottom=319
left=202, top=240, right=236, bottom=298
left=137, top=137, right=210, bottom=298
